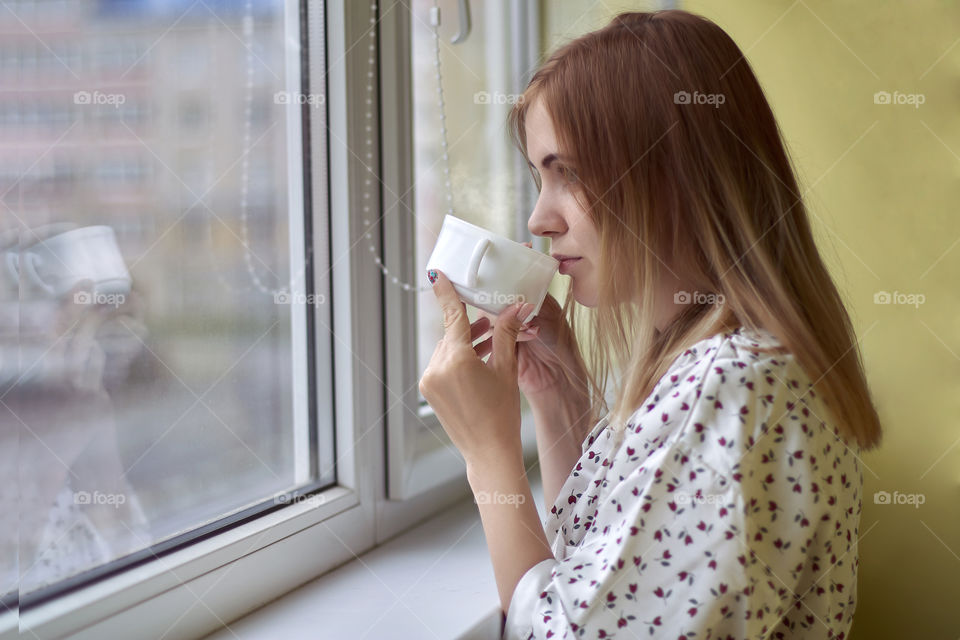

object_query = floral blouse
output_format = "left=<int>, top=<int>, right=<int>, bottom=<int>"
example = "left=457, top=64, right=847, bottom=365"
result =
left=502, top=326, right=862, bottom=639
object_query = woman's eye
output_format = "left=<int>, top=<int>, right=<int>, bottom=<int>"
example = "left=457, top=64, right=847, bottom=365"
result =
left=559, top=166, right=578, bottom=184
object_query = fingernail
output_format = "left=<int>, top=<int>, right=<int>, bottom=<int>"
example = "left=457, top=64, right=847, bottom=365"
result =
left=516, top=302, right=534, bottom=321
left=427, top=269, right=438, bottom=284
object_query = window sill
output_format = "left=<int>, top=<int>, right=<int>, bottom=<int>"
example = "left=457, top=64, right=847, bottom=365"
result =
left=201, top=463, right=546, bottom=640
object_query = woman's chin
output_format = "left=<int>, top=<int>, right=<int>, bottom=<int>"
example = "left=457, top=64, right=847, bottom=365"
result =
left=571, top=281, right=599, bottom=308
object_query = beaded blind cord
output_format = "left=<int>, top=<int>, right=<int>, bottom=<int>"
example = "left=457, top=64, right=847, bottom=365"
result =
left=236, top=0, right=283, bottom=296
left=364, top=0, right=452, bottom=293
left=214, top=0, right=318, bottom=296
left=227, top=1, right=450, bottom=296
left=210, top=0, right=308, bottom=296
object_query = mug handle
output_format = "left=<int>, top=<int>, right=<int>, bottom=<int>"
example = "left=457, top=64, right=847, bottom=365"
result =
left=18, top=252, right=57, bottom=296
left=4, top=252, right=19, bottom=285
left=465, top=237, right=489, bottom=288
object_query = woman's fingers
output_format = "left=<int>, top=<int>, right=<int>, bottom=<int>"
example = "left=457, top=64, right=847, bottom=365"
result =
left=475, top=308, right=496, bottom=324
left=474, top=326, right=538, bottom=356
left=516, top=326, right=540, bottom=342
left=476, top=327, right=538, bottom=359
left=474, top=302, right=541, bottom=344
left=469, top=315, right=491, bottom=342
left=473, top=335, right=493, bottom=359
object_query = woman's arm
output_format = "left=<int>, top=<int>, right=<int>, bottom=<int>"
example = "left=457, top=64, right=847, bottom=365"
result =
left=466, top=455, right=555, bottom=616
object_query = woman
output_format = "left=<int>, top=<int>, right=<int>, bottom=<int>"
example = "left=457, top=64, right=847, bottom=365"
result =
left=419, top=9, right=882, bottom=639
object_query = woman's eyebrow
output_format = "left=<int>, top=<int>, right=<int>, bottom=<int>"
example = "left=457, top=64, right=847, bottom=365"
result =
left=527, top=153, right=566, bottom=170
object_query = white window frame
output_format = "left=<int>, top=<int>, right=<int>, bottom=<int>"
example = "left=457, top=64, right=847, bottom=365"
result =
left=1, top=2, right=546, bottom=637
left=6, top=2, right=381, bottom=637
left=382, top=0, right=542, bottom=502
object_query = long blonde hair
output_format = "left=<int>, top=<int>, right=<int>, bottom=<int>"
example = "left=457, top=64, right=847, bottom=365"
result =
left=507, top=10, right=882, bottom=450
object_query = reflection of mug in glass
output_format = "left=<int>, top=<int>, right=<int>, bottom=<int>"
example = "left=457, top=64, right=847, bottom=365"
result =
left=7, top=225, right=131, bottom=299
left=425, top=215, right=559, bottom=323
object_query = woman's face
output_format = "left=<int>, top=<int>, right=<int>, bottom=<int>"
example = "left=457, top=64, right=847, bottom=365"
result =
left=524, top=99, right=692, bottom=330
left=524, top=98, right=602, bottom=307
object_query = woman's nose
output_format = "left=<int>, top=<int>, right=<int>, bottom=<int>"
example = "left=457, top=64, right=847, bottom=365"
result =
left=527, top=196, right=566, bottom=238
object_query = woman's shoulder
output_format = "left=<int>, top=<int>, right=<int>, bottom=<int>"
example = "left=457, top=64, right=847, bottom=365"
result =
left=621, top=326, right=850, bottom=475
left=697, top=329, right=852, bottom=474
left=626, top=326, right=788, bottom=422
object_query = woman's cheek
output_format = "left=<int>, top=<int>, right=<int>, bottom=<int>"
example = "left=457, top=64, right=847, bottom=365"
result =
left=573, top=265, right=600, bottom=308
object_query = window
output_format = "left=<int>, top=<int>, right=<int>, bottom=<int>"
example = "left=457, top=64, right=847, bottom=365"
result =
left=3, top=0, right=550, bottom=635
left=3, top=0, right=364, bottom=636
left=382, top=0, right=542, bottom=499
left=10, top=0, right=330, bottom=597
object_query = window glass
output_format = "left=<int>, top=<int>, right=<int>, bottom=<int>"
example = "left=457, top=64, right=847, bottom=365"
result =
left=3, top=0, right=330, bottom=599
left=411, top=0, right=527, bottom=385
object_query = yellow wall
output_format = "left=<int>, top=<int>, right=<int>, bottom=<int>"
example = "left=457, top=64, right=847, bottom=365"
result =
left=540, top=1, right=960, bottom=635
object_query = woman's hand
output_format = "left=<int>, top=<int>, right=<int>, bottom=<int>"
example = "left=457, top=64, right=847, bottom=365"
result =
left=418, top=269, right=530, bottom=472
left=474, top=242, right=590, bottom=402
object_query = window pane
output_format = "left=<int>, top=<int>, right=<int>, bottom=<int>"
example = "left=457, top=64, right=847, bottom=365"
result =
left=4, top=0, right=331, bottom=598
left=412, top=0, right=527, bottom=384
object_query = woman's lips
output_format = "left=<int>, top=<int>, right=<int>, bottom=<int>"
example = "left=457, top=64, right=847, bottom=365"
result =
left=557, top=257, right=581, bottom=275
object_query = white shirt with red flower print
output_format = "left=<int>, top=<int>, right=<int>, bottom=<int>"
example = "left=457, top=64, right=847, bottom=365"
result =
left=502, top=326, right=862, bottom=640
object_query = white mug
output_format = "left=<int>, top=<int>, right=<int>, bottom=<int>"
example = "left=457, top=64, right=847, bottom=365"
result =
left=425, top=215, right=559, bottom=323
left=7, top=225, right=132, bottom=299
